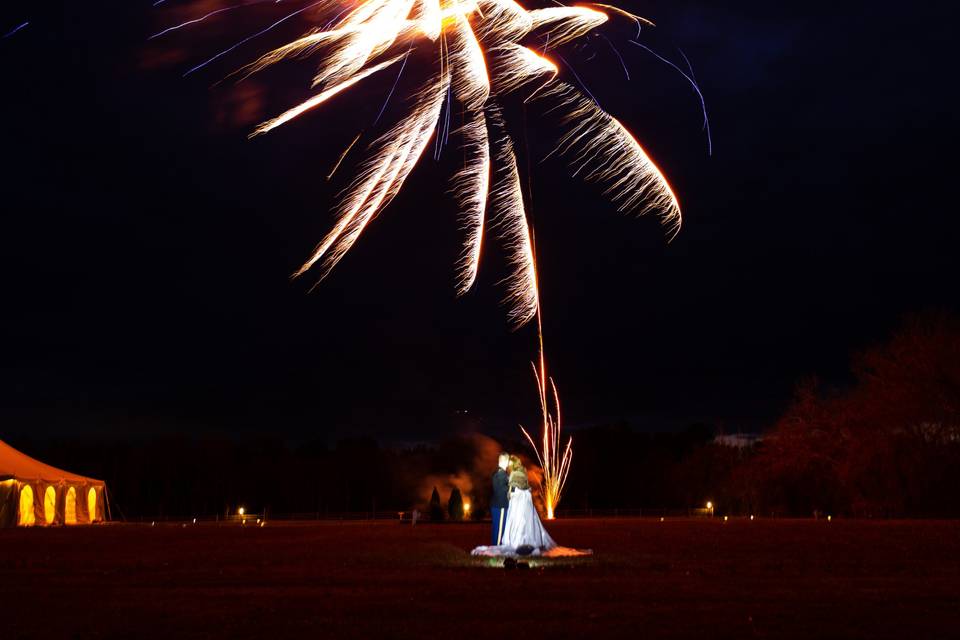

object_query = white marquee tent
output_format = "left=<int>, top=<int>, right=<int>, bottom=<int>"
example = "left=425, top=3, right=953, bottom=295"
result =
left=0, top=439, right=106, bottom=527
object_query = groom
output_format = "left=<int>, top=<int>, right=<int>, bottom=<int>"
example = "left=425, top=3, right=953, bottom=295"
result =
left=490, top=452, right=510, bottom=545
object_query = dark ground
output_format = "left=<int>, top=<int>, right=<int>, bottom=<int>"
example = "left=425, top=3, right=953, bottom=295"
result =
left=2, top=518, right=959, bottom=639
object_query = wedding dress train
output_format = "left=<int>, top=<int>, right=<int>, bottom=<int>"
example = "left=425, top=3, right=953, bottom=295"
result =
left=471, top=489, right=590, bottom=558
left=501, top=488, right=556, bottom=550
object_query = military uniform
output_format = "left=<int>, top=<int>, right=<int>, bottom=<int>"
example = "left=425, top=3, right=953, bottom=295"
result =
left=491, top=467, right=509, bottom=545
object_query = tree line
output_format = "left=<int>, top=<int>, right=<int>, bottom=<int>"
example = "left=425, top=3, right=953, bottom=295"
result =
left=12, top=312, right=959, bottom=519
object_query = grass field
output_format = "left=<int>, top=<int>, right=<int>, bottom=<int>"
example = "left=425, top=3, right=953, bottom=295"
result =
left=2, top=518, right=959, bottom=639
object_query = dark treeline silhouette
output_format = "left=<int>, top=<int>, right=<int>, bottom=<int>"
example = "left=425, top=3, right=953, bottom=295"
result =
left=9, top=313, right=959, bottom=520
left=6, top=425, right=723, bottom=520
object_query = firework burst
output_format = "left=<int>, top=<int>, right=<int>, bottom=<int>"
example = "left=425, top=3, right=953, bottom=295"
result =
left=205, top=0, right=685, bottom=327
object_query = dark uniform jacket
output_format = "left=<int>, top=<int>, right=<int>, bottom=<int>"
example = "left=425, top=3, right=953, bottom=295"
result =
left=491, top=468, right=509, bottom=510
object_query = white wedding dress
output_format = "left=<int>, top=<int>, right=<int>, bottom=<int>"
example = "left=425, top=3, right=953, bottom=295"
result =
left=501, top=488, right=556, bottom=550
left=472, top=489, right=590, bottom=558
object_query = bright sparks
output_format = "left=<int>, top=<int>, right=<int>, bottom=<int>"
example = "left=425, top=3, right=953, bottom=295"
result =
left=223, top=0, right=683, bottom=326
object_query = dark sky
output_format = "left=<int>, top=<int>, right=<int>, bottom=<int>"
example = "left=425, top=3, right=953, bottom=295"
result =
left=1, top=1, right=957, bottom=443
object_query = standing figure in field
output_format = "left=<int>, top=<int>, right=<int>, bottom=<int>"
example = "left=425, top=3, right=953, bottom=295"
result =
left=501, top=455, right=557, bottom=553
left=491, top=452, right=510, bottom=545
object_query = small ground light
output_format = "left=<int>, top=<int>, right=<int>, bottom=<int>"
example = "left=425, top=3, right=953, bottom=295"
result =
left=827, top=515, right=832, bottom=522
left=706, top=501, right=713, bottom=510
left=660, top=517, right=664, bottom=522
left=750, top=515, right=754, bottom=521
left=464, top=503, right=471, bottom=514
left=238, top=507, right=245, bottom=516
left=723, top=516, right=729, bottom=522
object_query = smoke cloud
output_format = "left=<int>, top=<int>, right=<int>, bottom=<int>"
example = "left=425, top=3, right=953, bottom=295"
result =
left=416, top=434, right=546, bottom=516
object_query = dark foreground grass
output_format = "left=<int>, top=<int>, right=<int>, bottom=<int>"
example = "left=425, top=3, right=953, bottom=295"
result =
left=2, top=518, right=959, bottom=639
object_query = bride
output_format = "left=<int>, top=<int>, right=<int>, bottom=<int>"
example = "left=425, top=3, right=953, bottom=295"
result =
left=472, top=455, right=564, bottom=557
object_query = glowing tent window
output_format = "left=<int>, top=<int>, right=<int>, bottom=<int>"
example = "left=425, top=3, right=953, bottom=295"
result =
left=87, top=487, right=97, bottom=523
left=18, top=485, right=36, bottom=526
left=65, top=487, right=78, bottom=525
left=44, top=486, right=57, bottom=525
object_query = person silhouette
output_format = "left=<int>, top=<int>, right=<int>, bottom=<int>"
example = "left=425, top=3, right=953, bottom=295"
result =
left=490, top=453, right=509, bottom=545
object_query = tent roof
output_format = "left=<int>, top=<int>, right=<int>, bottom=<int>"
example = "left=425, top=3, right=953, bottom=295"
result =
left=0, top=439, right=103, bottom=484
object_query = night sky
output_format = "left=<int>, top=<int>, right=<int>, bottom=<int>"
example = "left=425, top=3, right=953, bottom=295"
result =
left=2, top=1, right=957, bottom=443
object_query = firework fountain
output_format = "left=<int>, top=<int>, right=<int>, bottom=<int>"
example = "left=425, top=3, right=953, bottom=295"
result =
left=520, top=304, right=571, bottom=520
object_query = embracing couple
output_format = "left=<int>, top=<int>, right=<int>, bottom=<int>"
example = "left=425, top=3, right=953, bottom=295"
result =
left=486, top=452, right=556, bottom=554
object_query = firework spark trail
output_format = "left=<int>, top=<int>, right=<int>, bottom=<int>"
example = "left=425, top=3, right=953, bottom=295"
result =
left=374, top=42, right=413, bottom=124
left=539, top=82, right=682, bottom=237
left=327, top=131, right=362, bottom=179
left=451, top=108, right=489, bottom=295
left=486, top=107, right=539, bottom=325
left=446, top=10, right=492, bottom=294
left=596, top=33, right=629, bottom=80
left=250, top=54, right=405, bottom=136
left=630, top=40, right=712, bottom=156
left=151, top=4, right=259, bottom=40
left=184, top=0, right=330, bottom=77
left=588, top=3, right=652, bottom=38
left=3, top=21, right=29, bottom=39
left=677, top=47, right=712, bottom=156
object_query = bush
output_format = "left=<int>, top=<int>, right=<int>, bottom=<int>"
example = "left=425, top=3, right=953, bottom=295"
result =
left=429, top=486, right=444, bottom=521
left=447, top=488, right=464, bottom=521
